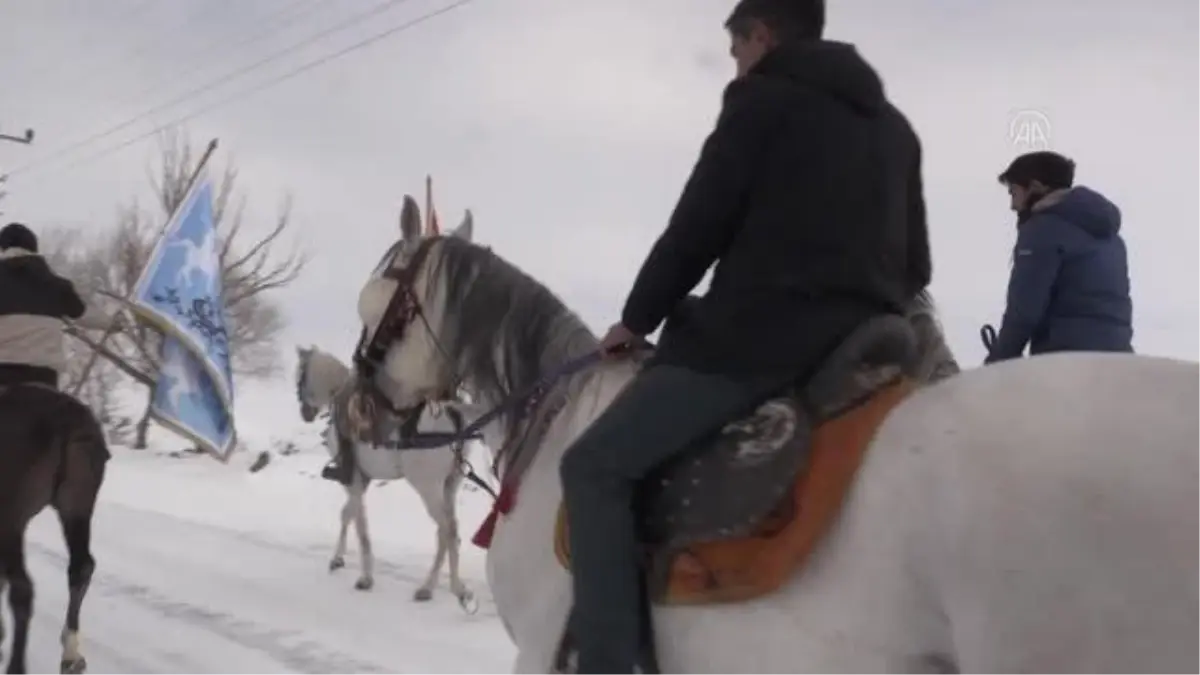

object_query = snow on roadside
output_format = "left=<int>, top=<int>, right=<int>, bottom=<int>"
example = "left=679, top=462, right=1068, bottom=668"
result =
left=17, top=440, right=514, bottom=673
left=97, top=439, right=500, bottom=587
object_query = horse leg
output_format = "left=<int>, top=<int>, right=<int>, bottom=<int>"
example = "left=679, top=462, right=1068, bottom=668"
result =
left=1, top=533, right=33, bottom=675
left=57, top=515, right=94, bottom=675
left=413, top=496, right=449, bottom=603
left=442, top=486, right=475, bottom=612
left=351, top=483, right=375, bottom=591
left=329, top=488, right=353, bottom=572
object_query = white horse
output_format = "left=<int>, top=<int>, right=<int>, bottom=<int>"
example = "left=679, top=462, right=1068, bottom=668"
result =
left=354, top=198, right=1198, bottom=673
left=294, top=345, right=496, bottom=608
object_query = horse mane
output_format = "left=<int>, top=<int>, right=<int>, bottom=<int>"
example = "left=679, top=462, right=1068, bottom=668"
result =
left=904, top=289, right=961, bottom=382
left=427, top=237, right=598, bottom=407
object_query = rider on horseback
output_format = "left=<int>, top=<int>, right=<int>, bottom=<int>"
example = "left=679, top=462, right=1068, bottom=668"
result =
left=983, top=151, right=1134, bottom=362
left=557, top=0, right=932, bottom=671
left=0, top=222, right=118, bottom=390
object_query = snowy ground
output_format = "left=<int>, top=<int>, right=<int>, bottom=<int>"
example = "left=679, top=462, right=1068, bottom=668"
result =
left=12, top=443, right=515, bottom=673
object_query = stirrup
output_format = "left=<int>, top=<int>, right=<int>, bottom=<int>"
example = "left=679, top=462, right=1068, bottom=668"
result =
left=320, top=461, right=345, bottom=482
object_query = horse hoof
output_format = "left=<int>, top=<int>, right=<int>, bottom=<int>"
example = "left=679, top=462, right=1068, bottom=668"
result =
left=354, top=577, right=374, bottom=591
left=60, top=657, right=87, bottom=674
left=457, top=590, right=479, bottom=615
left=329, top=557, right=345, bottom=572
left=413, top=587, right=433, bottom=602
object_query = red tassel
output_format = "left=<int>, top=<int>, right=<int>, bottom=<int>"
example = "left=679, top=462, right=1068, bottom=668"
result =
left=471, top=480, right=519, bottom=550
left=495, top=480, right=517, bottom=514
left=471, top=508, right=499, bottom=549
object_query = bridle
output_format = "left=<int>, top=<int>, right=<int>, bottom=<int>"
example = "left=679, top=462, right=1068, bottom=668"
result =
left=351, top=237, right=461, bottom=427
left=344, top=237, right=498, bottom=499
left=354, top=238, right=434, bottom=383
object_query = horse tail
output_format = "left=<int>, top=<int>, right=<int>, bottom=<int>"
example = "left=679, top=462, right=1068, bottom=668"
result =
left=50, top=392, right=110, bottom=517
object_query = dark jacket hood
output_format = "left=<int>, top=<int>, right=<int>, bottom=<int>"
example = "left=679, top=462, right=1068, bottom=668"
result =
left=1036, top=186, right=1122, bottom=238
left=750, top=40, right=886, bottom=115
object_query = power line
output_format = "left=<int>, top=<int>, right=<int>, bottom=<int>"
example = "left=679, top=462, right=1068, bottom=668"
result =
left=17, top=0, right=160, bottom=83
left=11, top=0, right=414, bottom=177
left=0, top=129, right=36, bottom=145
left=27, top=1, right=233, bottom=94
left=9, top=0, right=422, bottom=178
left=112, top=0, right=337, bottom=112
left=9, top=0, right=479, bottom=185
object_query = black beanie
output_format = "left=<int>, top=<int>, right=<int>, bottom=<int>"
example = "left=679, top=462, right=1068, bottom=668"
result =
left=0, top=222, right=38, bottom=252
left=998, top=151, right=1076, bottom=190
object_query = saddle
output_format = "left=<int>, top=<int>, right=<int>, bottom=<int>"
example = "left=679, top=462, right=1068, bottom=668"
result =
left=553, top=313, right=920, bottom=606
left=325, top=384, right=432, bottom=485
left=326, top=382, right=466, bottom=485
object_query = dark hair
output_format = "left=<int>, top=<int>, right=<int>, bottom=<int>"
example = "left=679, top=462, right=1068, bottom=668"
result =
left=725, top=0, right=825, bottom=41
left=998, top=151, right=1076, bottom=190
left=0, top=222, right=38, bottom=252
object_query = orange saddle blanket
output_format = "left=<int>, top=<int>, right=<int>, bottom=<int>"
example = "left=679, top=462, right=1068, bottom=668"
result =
left=554, top=376, right=915, bottom=606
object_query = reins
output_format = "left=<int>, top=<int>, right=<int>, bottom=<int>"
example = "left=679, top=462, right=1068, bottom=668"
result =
left=389, top=350, right=604, bottom=451
left=980, top=323, right=997, bottom=354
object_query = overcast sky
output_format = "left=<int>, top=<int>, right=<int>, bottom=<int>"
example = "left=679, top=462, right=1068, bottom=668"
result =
left=1, top=0, right=1196, bottom=439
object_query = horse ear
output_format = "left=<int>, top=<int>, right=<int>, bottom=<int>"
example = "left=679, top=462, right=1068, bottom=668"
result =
left=449, top=209, right=473, bottom=241
left=400, top=195, right=422, bottom=243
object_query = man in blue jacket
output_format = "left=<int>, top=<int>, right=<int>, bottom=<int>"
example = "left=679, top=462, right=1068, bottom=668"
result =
left=985, top=151, right=1134, bottom=363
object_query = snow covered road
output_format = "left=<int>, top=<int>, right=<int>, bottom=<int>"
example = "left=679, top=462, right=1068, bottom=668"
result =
left=12, top=448, right=514, bottom=674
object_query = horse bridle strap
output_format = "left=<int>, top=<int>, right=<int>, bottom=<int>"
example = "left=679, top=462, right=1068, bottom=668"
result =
left=356, top=238, right=437, bottom=377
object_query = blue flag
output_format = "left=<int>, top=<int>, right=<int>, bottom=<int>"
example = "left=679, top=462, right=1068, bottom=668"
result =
left=129, top=172, right=237, bottom=460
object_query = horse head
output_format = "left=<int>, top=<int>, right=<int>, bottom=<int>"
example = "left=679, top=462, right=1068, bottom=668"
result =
left=354, top=193, right=475, bottom=411
left=295, top=344, right=352, bottom=422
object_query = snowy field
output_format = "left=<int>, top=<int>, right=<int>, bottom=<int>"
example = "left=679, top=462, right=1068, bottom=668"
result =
left=12, top=440, right=515, bottom=674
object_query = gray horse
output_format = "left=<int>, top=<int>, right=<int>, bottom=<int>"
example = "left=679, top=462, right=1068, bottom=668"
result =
left=294, top=345, right=492, bottom=609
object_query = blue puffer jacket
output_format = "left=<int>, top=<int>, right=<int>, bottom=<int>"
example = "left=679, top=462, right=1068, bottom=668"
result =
left=985, top=186, right=1133, bottom=363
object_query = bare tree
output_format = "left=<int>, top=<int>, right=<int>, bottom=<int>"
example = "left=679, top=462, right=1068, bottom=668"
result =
left=60, top=129, right=307, bottom=448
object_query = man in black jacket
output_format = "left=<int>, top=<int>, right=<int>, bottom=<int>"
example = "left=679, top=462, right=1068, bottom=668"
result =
left=558, top=0, right=932, bottom=671
left=0, top=222, right=115, bottom=388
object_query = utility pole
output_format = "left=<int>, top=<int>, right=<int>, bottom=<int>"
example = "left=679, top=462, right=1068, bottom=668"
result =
left=0, top=128, right=34, bottom=145
left=0, top=126, right=36, bottom=216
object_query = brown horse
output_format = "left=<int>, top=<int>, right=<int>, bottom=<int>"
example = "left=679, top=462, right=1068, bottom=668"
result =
left=0, top=384, right=109, bottom=674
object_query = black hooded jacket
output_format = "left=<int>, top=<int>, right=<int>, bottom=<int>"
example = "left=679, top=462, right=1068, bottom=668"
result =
left=621, top=40, right=931, bottom=378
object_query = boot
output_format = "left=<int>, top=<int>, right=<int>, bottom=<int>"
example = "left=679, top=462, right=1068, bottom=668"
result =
left=321, top=444, right=355, bottom=485
left=553, top=603, right=660, bottom=674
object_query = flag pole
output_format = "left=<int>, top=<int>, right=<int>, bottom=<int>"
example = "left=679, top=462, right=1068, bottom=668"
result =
left=71, top=137, right=220, bottom=396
